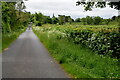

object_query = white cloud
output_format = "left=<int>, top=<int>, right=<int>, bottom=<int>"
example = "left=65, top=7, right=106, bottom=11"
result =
left=24, top=0, right=118, bottom=19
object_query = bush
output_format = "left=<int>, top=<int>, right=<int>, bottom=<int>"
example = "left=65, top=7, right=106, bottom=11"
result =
left=35, top=21, right=42, bottom=26
left=33, top=24, right=120, bottom=58
left=93, top=16, right=102, bottom=25
left=33, top=26, right=120, bottom=78
left=69, top=29, right=120, bottom=58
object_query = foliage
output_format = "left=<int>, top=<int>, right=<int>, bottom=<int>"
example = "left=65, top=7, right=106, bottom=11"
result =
left=30, top=12, right=119, bottom=26
left=58, top=15, right=66, bottom=25
left=33, top=25, right=120, bottom=78
left=35, top=21, right=42, bottom=26
left=112, top=16, right=116, bottom=21
left=76, top=1, right=120, bottom=11
left=86, top=16, right=93, bottom=25
left=2, top=2, right=29, bottom=33
left=34, top=24, right=120, bottom=59
left=43, top=16, right=52, bottom=24
left=2, top=2, right=29, bottom=51
left=69, top=29, right=120, bottom=59
left=79, top=16, right=103, bottom=25
left=30, top=12, right=55, bottom=26
left=75, top=18, right=81, bottom=22
left=93, top=16, right=102, bottom=25
left=52, top=17, right=59, bottom=24
left=81, top=18, right=87, bottom=25
left=58, top=15, right=73, bottom=25
left=102, top=19, right=111, bottom=25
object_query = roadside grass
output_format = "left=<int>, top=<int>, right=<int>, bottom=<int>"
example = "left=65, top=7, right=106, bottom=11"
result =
left=33, top=27, right=120, bottom=78
left=2, top=28, right=26, bottom=52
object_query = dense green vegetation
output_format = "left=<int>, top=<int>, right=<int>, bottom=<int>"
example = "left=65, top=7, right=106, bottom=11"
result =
left=2, top=2, right=30, bottom=33
left=33, top=22, right=120, bottom=58
left=32, top=12, right=120, bottom=78
left=30, top=13, right=73, bottom=26
left=31, top=11, right=120, bottom=26
left=1, top=2, right=29, bottom=51
left=33, top=24, right=120, bottom=78
left=59, top=25, right=120, bottom=59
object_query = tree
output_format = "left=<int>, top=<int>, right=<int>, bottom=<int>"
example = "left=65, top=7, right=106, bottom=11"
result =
left=35, top=12, right=43, bottom=22
left=86, top=16, right=93, bottom=25
left=93, top=16, right=102, bottom=25
left=52, top=14, right=59, bottom=24
left=72, top=19, right=74, bottom=22
left=2, top=2, right=16, bottom=33
left=58, top=15, right=66, bottom=25
left=43, top=16, right=52, bottom=24
left=76, top=1, right=120, bottom=11
left=2, top=2, right=29, bottom=33
left=33, top=12, right=44, bottom=26
left=112, top=16, right=116, bottom=21
left=52, top=17, right=59, bottom=24
left=75, top=18, right=81, bottom=22
left=68, top=16, right=73, bottom=24
left=30, top=14, right=35, bottom=22
left=65, top=16, right=73, bottom=24
left=19, top=11, right=30, bottom=26
left=105, top=19, right=111, bottom=25
left=76, top=0, right=120, bottom=26
left=81, top=18, right=87, bottom=25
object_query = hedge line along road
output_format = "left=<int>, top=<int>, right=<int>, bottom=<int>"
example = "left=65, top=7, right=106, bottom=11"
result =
left=2, top=28, right=69, bottom=78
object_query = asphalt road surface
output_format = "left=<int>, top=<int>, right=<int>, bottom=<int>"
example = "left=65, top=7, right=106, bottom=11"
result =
left=2, top=28, right=69, bottom=78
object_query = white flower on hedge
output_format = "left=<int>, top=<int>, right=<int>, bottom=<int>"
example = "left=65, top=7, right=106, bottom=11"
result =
left=91, top=37, right=96, bottom=40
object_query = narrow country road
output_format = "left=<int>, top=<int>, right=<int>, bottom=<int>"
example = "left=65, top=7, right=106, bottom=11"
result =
left=2, top=28, right=69, bottom=78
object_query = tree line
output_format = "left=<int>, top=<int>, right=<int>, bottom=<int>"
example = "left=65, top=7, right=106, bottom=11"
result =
left=30, top=12, right=120, bottom=26
left=30, top=12, right=74, bottom=26
left=2, top=2, right=30, bottom=33
left=75, top=16, right=120, bottom=25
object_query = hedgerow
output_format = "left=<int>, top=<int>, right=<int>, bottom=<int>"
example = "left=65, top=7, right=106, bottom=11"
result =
left=67, top=30, right=120, bottom=58
left=34, top=25, right=120, bottom=58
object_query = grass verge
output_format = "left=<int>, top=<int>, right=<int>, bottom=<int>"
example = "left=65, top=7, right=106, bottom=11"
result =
left=33, top=27, right=120, bottom=78
left=2, top=28, right=26, bottom=52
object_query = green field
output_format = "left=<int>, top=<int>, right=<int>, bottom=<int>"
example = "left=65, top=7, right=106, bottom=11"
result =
left=33, top=24, right=120, bottom=78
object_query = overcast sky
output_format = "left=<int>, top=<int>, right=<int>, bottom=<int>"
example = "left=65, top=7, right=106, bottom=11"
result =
left=24, top=0, right=118, bottom=19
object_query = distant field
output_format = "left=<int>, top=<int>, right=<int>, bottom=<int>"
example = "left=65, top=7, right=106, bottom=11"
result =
left=40, top=23, right=120, bottom=33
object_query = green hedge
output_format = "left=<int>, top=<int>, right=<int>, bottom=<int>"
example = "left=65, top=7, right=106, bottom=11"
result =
left=68, top=30, right=120, bottom=58
left=37, top=25, right=120, bottom=58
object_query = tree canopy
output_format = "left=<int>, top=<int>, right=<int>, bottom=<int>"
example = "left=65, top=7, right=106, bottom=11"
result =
left=76, top=0, right=120, bottom=11
left=2, top=2, right=30, bottom=33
